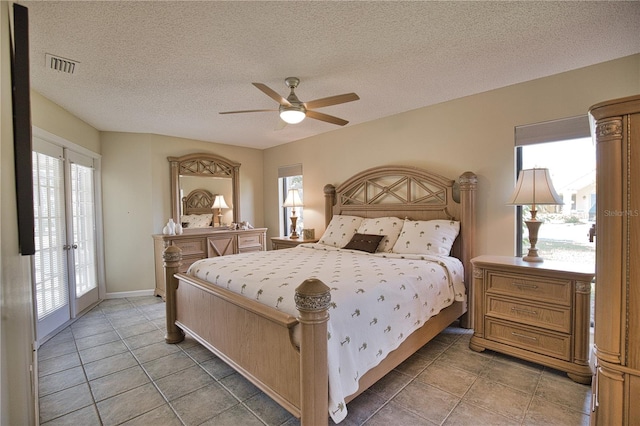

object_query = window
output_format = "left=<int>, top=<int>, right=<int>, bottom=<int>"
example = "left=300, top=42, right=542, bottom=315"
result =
left=514, top=116, right=595, bottom=266
left=278, top=164, right=303, bottom=237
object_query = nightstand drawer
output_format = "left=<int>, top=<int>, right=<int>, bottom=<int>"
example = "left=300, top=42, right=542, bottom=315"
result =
left=172, top=238, right=207, bottom=256
left=238, top=233, right=262, bottom=249
left=179, top=255, right=206, bottom=273
left=486, top=272, right=571, bottom=306
left=486, top=296, right=571, bottom=333
left=485, top=318, right=571, bottom=361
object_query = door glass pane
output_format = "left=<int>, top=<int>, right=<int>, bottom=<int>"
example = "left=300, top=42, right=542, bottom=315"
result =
left=32, top=151, right=68, bottom=319
left=70, top=161, right=97, bottom=297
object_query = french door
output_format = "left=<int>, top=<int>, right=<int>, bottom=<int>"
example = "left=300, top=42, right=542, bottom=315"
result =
left=32, top=137, right=100, bottom=341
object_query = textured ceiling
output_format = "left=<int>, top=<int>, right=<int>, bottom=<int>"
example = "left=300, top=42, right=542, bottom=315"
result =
left=21, top=1, right=640, bottom=149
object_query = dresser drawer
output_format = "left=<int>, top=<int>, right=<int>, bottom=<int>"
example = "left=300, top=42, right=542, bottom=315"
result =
left=238, top=233, right=263, bottom=250
left=179, top=255, right=206, bottom=273
left=172, top=238, right=207, bottom=256
left=486, top=296, right=571, bottom=333
left=485, top=318, right=571, bottom=361
left=486, top=271, right=571, bottom=306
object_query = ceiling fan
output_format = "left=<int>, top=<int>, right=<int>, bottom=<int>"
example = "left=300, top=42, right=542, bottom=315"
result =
left=219, top=77, right=359, bottom=126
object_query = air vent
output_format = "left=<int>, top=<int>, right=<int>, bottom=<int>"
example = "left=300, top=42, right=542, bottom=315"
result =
left=45, top=53, right=79, bottom=74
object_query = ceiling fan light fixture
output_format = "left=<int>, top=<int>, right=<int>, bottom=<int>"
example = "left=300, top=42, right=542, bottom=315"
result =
left=279, top=106, right=306, bottom=124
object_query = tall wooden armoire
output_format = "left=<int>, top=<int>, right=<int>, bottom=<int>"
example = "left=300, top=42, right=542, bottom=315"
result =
left=589, top=94, right=640, bottom=425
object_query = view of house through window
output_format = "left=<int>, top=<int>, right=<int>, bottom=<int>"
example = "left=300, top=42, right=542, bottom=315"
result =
left=517, top=137, right=596, bottom=267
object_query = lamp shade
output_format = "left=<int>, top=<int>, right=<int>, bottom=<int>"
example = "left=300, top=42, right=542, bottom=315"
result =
left=279, top=108, right=306, bottom=124
left=212, top=195, right=229, bottom=209
left=282, top=189, right=303, bottom=208
left=508, top=168, right=563, bottom=207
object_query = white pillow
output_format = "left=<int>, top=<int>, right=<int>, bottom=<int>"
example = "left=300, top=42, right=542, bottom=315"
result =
left=181, top=214, right=213, bottom=228
left=356, top=217, right=403, bottom=252
left=392, top=219, right=460, bottom=255
left=318, top=215, right=363, bottom=248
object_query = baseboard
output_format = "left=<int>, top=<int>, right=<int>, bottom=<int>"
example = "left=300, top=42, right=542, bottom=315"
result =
left=105, top=289, right=155, bottom=299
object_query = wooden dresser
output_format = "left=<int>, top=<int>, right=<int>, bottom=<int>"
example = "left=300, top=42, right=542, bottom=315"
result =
left=469, top=255, right=594, bottom=384
left=271, top=236, right=319, bottom=250
left=152, top=228, right=267, bottom=298
left=589, top=95, right=640, bottom=425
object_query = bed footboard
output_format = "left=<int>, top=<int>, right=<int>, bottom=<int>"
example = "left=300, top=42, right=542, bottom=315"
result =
left=164, top=246, right=331, bottom=425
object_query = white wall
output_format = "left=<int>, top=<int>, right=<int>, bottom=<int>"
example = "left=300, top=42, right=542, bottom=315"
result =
left=100, top=132, right=264, bottom=294
left=263, top=54, right=640, bottom=258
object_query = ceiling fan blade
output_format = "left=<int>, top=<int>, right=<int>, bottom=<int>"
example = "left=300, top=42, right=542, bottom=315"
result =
left=306, top=110, right=349, bottom=126
left=252, top=83, right=291, bottom=107
left=219, top=109, right=277, bottom=114
left=304, top=93, right=359, bottom=109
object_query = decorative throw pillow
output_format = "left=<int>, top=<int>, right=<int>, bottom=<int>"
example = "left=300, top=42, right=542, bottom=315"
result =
left=181, top=214, right=213, bottom=228
left=342, top=233, right=385, bottom=253
left=318, top=215, right=363, bottom=248
left=392, top=219, right=460, bottom=255
left=356, top=216, right=403, bottom=252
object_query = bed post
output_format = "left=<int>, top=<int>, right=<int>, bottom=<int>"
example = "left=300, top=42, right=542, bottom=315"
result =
left=324, top=184, right=336, bottom=228
left=295, top=278, right=331, bottom=426
left=458, top=171, right=477, bottom=329
left=163, top=245, right=185, bottom=343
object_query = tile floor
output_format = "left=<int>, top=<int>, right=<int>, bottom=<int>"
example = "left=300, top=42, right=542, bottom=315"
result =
left=38, top=296, right=591, bottom=425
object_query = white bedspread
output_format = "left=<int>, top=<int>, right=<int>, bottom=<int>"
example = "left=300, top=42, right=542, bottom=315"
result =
left=187, top=243, right=465, bottom=423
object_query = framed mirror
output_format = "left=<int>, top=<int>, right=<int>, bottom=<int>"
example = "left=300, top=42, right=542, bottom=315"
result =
left=169, top=153, right=240, bottom=229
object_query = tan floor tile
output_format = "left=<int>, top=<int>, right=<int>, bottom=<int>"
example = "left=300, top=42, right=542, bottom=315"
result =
left=39, top=366, right=87, bottom=397
left=38, top=352, right=81, bottom=377
left=437, top=345, right=493, bottom=375
left=40, top=404, right=101, bottom=426
left=368, top=369, right=412, bottom=400
left=417, top=360, right=477, bottom=397
left=245, top=392, right=296, bottom=426
left=142, top=351, right=196, bottom=381
left=219, top=372, right=261, bottom=400
left=120, top=404, right=183, bottom=426
left=84, top=351, right=139, bottom=381
left=155, top=365, right=215, bottom=401
left=199, top=404, right=265, bottom=426
left=536, top=371, right=592, bottom=414
left=480, top=357, right=542, bottom=394
left=462, top=377, right=531, bottom=421
left=393, top=380, right=459, bottom=424
left=39, top=383, right=94, bottom=423
left=79, top=340, right=128, bottom=364
left=96, top=382, right=165, bottom=426
left=89, top=365, right=150, bottom=402
left=443, top=401, right=519, bottom=425
left=132, top=340, right=181, bottom=363
left=171, top=383, right=238, bottom=425
left=366, top=400, right=438, bottom=426
left=75, top=330, right=120, bottom=351
left=523, top=395, right=590, bottom=425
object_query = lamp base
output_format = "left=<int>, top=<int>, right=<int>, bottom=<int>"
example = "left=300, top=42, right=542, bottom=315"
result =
left=523, top=219, right=544, bottom=262
left=289, top=215, right=299, bottom=239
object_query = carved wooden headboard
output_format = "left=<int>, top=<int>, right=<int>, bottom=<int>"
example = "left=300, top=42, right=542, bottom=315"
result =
left=182, top=189, right=214, bottom=216
left=323, top=166, right=477, bottom=327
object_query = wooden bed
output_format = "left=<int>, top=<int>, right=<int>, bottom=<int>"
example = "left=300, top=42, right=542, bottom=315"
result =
left=181, top=188, right=215, bottom=216
left=163, top=166, right=477, bottom=425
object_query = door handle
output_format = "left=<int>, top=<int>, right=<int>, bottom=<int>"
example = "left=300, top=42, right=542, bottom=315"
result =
left=72, top=244, right=78, bottom=249
left=63, top=245, right=71, bottom=250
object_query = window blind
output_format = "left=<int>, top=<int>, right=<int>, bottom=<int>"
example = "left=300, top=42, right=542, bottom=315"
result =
left=515, top=115, right=591, bottom=146
left=278, top=163, right=303, bottom=178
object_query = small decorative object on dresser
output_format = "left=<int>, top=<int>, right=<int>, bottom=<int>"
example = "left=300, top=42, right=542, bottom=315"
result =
left=469, top=255, right=594, bottom=384
left=302, top=228, right=315, bottom=240
left=271, top=235, right=319, bottom=250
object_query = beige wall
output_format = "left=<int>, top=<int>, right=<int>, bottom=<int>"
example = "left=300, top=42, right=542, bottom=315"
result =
left=263, top=54, right=640, bottom=258
left=1, top=2, right=35, bottom=424
left=100, top=132, right=263, bottom=294
left=31, top=91, right=100, bottom=153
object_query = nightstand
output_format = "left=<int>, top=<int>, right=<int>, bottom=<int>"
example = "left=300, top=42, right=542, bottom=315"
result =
left=271, top=236, right=319, bottom=250
left=469, top=255, right=594, bottom=384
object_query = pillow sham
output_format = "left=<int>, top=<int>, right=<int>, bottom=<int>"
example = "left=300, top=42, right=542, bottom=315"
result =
left=318, top=215, right=363, bottom=248
left=356, top=216, right=403, bottom=252
left=342, top=233, right=385, bottom=253
left=392, top=219, right=460, bottom=255
left=181, top=214, right=213, bottom=228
